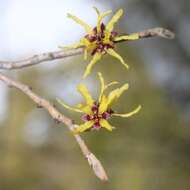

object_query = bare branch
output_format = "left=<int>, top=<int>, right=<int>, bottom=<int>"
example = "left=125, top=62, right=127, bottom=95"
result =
left=0, top=27, right=174, bottom=70
left=0, top=47, right=83, bottom=70
left=0, top=72, right=108, bottom=182
left=115, top=27, right=175, bottom=43
left=137, top=27, right=175, bottom=39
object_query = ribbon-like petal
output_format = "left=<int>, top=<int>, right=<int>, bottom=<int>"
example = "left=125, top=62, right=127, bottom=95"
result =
left=67, top=13, right=92, bottom=33
left=83, top=53, right=102, bottom=79
left=74, top=121, right=95, bottom=133
left=114, top=34, right=139, bottom=42
left=106, top=9, right=123, bottom=32
left=77, top=84, right=94, bottom=107
left=100, top=119, right=114, bottom=131
left=106, top=48, right=129, bottom=70
left=112, top=105, right=142, bottom=117
left=57, top=99, right=83, bottom=113
left=107, top=83, right=129, bottom=107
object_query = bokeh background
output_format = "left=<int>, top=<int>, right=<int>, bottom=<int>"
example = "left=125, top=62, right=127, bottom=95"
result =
left=0, top=0, right=190, bottom=189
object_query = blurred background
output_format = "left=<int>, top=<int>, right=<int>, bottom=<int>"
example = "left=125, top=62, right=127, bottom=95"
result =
left=0, top=0, right=190, bottom=189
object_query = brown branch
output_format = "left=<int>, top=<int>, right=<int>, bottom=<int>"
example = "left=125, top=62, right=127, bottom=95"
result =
left=0, top=27, right=174, bottom=70
left=0, top=72, right=108, bottom=182
left=0, top=47, right=83, bottom=70
left=115, top=27, right=175, bottom=42
left=137, top=27, right=175, bottom=39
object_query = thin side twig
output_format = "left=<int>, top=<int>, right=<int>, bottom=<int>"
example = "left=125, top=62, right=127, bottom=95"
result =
left=0, top=27, right=174, bottom=70
left=0, top=72, right=108, bottom=182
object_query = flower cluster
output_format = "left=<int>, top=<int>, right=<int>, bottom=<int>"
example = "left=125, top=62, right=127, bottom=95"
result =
left=58, top=7, right=142, bottom=134
left=59, top=7, right=139, bottom=78
left=57, top=73, right=141, bottom=133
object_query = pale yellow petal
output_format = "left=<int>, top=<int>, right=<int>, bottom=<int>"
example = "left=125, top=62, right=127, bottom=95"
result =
left=57, top=98, right=83, bottom=113
left=106, top=48, right=129, bottom=70
left=114, top=34, right=139, bottom=42
left=106, top=9, right=123, bottom=32
left=83, top=53, right=102, bottom=79
left=100, top=119, right=114, bottom=131
left=99, top=95, right=109, bottom=114
left=101, top=10, right=112, bottom=18
left=77, top=84, right=94, bottom=106
left=98, top=72, right=105, bottom=102
left=74, top=121, right=95, bottom=133
left=84, top=49, right=88, bottom=60
left=112, top=105, right=142, bottom=117
left=104, top=81, right=119, bottom=90
left=93, top=7, right=112, bottom=33
left=67, top=13, right=92, bottom=33
left=76, top=103, right=92, bottom=114
left=93, top=6, right=100, bottom=15
left=107, top=83, right=129, bottom=107
left=58, top=41, right=83, bottom=49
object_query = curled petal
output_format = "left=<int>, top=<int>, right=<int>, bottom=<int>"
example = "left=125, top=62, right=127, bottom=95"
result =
left=106, top=48, right=129, bottom=70
left=77, top=84, right=94, bottom=107
left=114, top=34, right=139, bottom=42
left=74, top=121, right=95, bottom=133
left=83, top=53, right=102, bottom=79
left=67, top=13, right=92, bottom=33
left=104, top=81, right=119, bottom=90
left=106, top=9, right=123, bottom=32
left=98, top=72, right=105, bottom=102
left=107, top=83, right=129, bottom=107
left=100, top=119, right=114, bottom=131
left=57, top=98, right=83, bottom=113
left=112, top=105, right=142, bottom=117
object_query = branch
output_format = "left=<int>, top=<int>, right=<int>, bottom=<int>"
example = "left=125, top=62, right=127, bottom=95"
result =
left=0, top=72, right=108, bottom=182
left=0, top=27, right=174, bottom=70
left=136, top=27, right=175, bottom=39
left=0, top=47, right=83, bottom=70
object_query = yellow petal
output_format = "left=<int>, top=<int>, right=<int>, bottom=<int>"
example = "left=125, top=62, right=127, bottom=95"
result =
left=107, top=83, right=129, bottom=107
left=93, top=6, right=100, bottom=15
left=58, top=41, right=83, bottom=49
left=93, top=7, right=112, bottom=33
left=106, top=9, right=123, bottom=32
left=99, top=119, right=114, bottom=131
left=112, top=105, right=142, bottom=117
left=84, top=49, right=88, bottom=60
left=98, top=72, right=105, bottom=102
left=74, top=121, right=95, bottom=133
left=83, top=53, right=102, bottom=79
left=114, top=34, right=139, bottom=42
left=67, top=13, right=92, bottom=33
left=57, top=98, right=83, bottom=113
left=106, top=48, right=129, bottom=70
left=77, top=84, right=94, bottom=106
left=104, top=81, right=119, bottom=90
left=99, top=95, right=109, bottom=114
left=76, top=103, right=92, bottom=114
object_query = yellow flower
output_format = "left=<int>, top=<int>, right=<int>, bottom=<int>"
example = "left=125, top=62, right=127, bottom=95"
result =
left=59, top=7, right=139, bottom=78
left=57, top=73, right=141, bottom=133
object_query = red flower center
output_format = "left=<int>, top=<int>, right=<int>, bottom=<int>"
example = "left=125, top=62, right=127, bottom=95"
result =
left=81, top=101, right=114, bottom=130
left=84, top=23, right=118, bottom=56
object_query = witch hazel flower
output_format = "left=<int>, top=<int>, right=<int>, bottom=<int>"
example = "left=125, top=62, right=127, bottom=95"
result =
left=57, top=73, right=141, bottom=133
left=59, top=7, right=139, bottom=78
